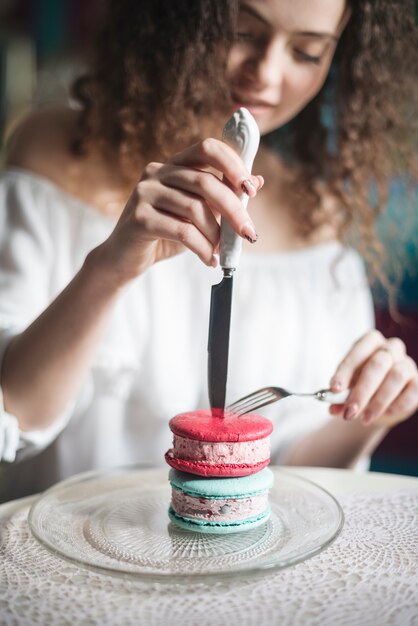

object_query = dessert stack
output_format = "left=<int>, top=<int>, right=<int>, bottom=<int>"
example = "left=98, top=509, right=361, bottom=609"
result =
left=165, top=410, right=274, bottom=533
left=164, top=110, right=265, bottom=533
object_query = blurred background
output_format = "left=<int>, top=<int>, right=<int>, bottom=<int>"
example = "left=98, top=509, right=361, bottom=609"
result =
left=0, top=0, right=101, bottom=148
left=1, top=0, right=417, bottom=475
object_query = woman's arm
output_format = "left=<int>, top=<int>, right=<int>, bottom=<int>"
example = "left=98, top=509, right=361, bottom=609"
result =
left=285, top=330, right=418, bottom=468
left=1, top=138, right=262, bottom=432
left=2, top=247, right=122, bottom=431
left=284, top=414, right=388, bottom=468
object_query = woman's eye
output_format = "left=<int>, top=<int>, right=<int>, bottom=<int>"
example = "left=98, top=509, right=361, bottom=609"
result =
left=235, top=32, right=257, bottom=42
left=294, top=49, right=322, bottom=65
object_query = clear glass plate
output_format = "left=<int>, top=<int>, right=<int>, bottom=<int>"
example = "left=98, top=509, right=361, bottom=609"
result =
left=28, top=465, right=344, bottom=582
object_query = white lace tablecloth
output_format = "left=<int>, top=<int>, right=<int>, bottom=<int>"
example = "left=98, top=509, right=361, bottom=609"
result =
left=0, top=468, right=417, bottom=626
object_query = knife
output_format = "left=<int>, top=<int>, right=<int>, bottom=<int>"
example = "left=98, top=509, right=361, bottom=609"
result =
left=207, top=107, right=260, bottom=412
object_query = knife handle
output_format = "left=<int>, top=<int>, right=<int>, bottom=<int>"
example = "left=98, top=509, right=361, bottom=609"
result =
left=220, top=108, right=260, bottom=270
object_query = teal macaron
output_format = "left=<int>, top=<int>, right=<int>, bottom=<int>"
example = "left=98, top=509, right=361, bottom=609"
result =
left=168, top=467, right=274, bottom=534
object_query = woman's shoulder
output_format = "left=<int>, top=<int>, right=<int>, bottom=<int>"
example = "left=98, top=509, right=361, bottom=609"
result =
left=4, top=106, right=128, bottom=213
left=5, top=106, right=80, bottom=190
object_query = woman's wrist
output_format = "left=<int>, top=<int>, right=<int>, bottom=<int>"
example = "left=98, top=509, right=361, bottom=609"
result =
left=285, top=414, right=389, bottom=469
left=82, top=242, right=135, bottom=294
left=343, top=416, right=389, bottom=461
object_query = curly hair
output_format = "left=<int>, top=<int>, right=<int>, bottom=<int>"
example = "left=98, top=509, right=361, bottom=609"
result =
left=72, top=0, right=418, bottom=295
left=268, top=0, right=418, bottom=294
left=72, top=0, right=237, bottom=168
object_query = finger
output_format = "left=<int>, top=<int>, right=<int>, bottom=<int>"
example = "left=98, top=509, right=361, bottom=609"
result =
left=329, top=404, right=345, bottom=415
left=385, top=337, right=407, bottom=361
left=157, top=164, right=257, bottom=241
left=362, top=357, right=417, bottom=424
left=330, top=330, right=386, bottom=391
left=135, top=203, right=217, bottom=267
left=170, top=138, right=259, bottom=198
left=144, top=183, right=221, bottom=248
left=380, top=377, right=418, bottom=425
left=254, top=175, right=264, bottom=190
left=343, top=346, right=394, bottom=420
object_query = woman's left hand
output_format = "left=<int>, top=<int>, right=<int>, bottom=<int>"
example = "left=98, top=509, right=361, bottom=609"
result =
left=329, top=330, right=418, bottom=427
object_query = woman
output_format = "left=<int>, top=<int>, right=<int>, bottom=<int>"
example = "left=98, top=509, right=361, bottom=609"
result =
left=0, top=0, right=417, bottom=500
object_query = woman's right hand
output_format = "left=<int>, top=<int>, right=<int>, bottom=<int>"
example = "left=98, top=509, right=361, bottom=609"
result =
left=98, top=138, right=263, bottom=283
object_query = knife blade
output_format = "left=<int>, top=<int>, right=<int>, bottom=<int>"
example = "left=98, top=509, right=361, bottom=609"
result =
left=207, top=107, right=260, bottom=412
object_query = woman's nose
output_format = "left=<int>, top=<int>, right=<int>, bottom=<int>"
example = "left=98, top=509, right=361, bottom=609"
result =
left=243, top=38, right=285, bottom=90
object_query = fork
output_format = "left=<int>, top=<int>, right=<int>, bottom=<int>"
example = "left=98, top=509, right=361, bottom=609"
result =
left=226, top=386, right=350, bottom=416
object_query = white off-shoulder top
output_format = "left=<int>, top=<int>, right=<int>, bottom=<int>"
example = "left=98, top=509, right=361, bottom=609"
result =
left=0, top=169, right=374, bottom=500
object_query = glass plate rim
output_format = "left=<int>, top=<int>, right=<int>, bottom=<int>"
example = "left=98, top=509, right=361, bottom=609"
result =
left=28, top=464, right=344, bottom=584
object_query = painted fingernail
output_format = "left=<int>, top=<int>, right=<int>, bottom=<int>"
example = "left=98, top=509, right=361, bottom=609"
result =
left=343, top=403, right=359, bottom=421
left=252, top=175, right=264, bottom=190
left=241, top=178, right=257, bottom=197
left=330, top=378, right=343, bottom=391
left=241, top=221, right=258, bottom=243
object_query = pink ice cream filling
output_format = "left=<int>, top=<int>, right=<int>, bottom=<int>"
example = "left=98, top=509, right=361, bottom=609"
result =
left=172, top=434, right=271, bottom=465
left=171, top=488, right=269, bottom=522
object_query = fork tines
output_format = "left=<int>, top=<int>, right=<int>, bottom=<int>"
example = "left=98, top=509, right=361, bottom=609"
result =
left=227, top=388, right=278, bottom=416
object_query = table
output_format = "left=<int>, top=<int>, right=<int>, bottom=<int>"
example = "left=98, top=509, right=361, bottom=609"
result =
left=0, top=467, right=417, bottom=626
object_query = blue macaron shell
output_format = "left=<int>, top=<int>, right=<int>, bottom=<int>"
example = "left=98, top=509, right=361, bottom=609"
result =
left=168, top=505, right=271, bottom=534
left=169, top=467, right=274, bottom=498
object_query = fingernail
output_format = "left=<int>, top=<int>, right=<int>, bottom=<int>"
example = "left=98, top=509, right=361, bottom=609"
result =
left=241, top=178, right=257, bottom=197
left=210, top=255, right=218, bottom=268
left=330, top=378, right=342, bottom=391
left=252, top=175, right=264, bottom=190
left=241, top=221, right=258, bottom=243
left=343, top=403, right=359, bottom=421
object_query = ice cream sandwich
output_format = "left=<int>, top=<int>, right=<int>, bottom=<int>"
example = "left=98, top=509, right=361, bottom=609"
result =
left=165, top=409, right=273, bottom=477
left=168, top=467, right=274, bottom=533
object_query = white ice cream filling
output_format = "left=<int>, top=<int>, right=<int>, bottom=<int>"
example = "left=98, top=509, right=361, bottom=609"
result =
left=172, top=434, right=270, bottom=464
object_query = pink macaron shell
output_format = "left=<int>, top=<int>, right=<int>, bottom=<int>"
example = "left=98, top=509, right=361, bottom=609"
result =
left=164, top=450, right=270, bottom=477
left=169, top=409, right=273, bottom=443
